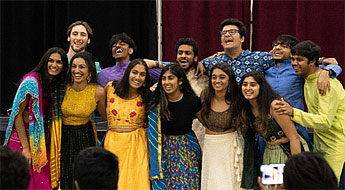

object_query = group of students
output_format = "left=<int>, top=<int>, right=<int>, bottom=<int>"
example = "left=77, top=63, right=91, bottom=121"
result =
left=2, top=17, right=345, bottom=190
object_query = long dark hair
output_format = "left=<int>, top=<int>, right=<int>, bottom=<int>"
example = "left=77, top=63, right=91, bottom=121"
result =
left=148, top=64, right=195, bottom=120
left=113, top=58, right=151, bottom=104
left=28, top=47, right=68, bottom=97
left=201, top=62, right=238, bottom=120
left=67, top=51, right=97, bottom=84
left=234, top=71, right=281, bottom=135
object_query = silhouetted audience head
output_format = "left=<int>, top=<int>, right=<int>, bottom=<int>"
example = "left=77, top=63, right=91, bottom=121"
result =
left=74, top=147, right=119, bottom=190
left=284, top=152, right=337, bottom=189
left=0, top=146, right=30, bottom=189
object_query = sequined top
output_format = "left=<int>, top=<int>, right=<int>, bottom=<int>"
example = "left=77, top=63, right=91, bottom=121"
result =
left=254, top=116, right=286, bottom=142
left=61, top=84, right=97, bottom=125
left=202, top=108, right=233, bottom=132
left=106, top=82, right=146, bottom=129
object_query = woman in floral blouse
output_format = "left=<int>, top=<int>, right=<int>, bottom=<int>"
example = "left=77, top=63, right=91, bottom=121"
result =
left=103, top=58, right=151, bottom=190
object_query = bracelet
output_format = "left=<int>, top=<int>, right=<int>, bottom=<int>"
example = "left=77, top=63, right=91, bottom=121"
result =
left=321, top=67, right=332, bottom=75
left=155, top=61, right=159, bottom=68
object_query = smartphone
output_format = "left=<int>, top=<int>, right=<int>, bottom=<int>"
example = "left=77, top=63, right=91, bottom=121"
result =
left=260, top=164, right=285, bottom=185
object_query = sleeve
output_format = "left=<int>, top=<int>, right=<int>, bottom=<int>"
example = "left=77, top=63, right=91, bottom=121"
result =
left=97, top=70, right=106, bottom=88
left=319, top=64, right=342, bottom=78
left=148, top=68, right=162, bottom=81
left=161, top=61, right=174, bottom=67
left=200, top=57, right=216, bottom=74
left=262, top=52, right=274, bottom=71
left=95, top=61, right=102, bottom=73
left=291, top=85, right=342, bottom=131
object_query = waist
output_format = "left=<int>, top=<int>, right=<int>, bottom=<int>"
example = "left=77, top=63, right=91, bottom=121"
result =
left=108, top=124, right=143, bottom=132
left=63, top=117, right=91, bottom=126
left=63, top=121, right=92, bottom=129
left=205, top=128, right=237, bottom=135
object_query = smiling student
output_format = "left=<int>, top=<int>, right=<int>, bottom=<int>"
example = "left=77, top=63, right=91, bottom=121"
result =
left=275, top=40, right=345, bottom=183
left=103, top=58, right=151, bottom=190
left=97, top=33, right=161, bottom=87
left=148, top=64, right=201, bottom=189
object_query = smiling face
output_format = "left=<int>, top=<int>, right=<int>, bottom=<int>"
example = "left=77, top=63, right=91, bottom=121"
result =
left=272, top=41, right=292, bottom=61
left=242, top=76, right=260, bottom=102
left=291, top=55, right=314, bottom=77
left=112, top=40, right=133, bottom=62
left=211, top=68, right=229, bottom=93
left=128, top=64, right=147, bottom=91
left=47, top=53, right=63, bottom=80
left=176, top=44, right=197, bottom=71
left=161, top=70, right=182, bottom=96
left=221, top=25, right=244, bottom=51
left=68, top=25, right=90, bottom=53
left=71, top=57, right=89, bottom=84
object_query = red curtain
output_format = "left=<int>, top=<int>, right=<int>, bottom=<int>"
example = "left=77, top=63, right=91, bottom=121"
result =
left=252, top=0, right=344, bottom=83
left=162, top=0, right=251, bottom=61
left=162, top=0, right=345, bottom=84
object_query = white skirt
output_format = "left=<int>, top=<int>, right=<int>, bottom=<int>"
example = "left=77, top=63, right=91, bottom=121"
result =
left=201, top=131, right=244, bottom=190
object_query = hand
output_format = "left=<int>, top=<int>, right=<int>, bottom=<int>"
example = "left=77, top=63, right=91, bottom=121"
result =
left=258, top=177, right=284, bottom=190
left=195, top=62, right=205, bottom=79
left=208, top=51, right=224, bottom=59
left=317, top=69, right=331, bottom=96
left=272, top=98, right=293, bottom=116
left=22, top=147, right=32, bottom=165
left=320, top=57, right=338, bottom=65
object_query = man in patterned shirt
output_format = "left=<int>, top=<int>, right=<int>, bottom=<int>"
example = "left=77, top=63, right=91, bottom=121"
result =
left=199, top=18, right=274, bottom=83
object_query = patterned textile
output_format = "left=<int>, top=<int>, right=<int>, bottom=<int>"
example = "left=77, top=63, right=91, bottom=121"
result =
left=61, top=84, right=97, bottom=125
left=4, top=73, right=47, bottom=172
left=49, top=82, right=65, bottom=188
left=200, top=50, right=274, bottom=83
left=148, top=106, right=163, bottom=180
left=151, top=131, right=201, bottom=190
left=106, top=82, right=146, bottom=128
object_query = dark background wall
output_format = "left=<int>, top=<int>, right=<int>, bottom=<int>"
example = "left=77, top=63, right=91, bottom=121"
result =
left=0, top=1, right=158, bottom=115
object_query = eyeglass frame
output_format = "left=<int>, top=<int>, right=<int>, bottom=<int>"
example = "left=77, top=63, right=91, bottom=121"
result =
left=220, top=29, right=239, bottom=36
left=272, top=41, right=291, bottom=48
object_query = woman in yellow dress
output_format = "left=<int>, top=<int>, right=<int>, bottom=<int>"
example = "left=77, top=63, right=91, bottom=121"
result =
left=103, top=58, right=151, bottom=190
left=60, top=51, right=106, bottom=189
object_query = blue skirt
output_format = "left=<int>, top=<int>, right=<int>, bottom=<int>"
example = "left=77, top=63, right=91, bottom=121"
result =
left=151, top=131, right=201, bottom=190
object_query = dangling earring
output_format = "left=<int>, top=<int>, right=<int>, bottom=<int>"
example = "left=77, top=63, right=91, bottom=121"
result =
left=87, top=74, right=91, bottom=83
left=179, top=85, right=182, bottom=90
left=71, top=76, right=74, bottom=83
left=227, top=85, right=230, bottom=93
left=143, top=82, right=146, bottom=87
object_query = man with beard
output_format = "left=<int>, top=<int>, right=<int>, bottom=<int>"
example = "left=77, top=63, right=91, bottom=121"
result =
left=97, top=33, right=161, bottom=87
left=145, top=38, right=208, bottom=148
left=66, top=21, right=101, bottom=73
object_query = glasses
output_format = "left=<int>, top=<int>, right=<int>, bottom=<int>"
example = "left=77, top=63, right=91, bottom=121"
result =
left=272, top=41, right=290, bottom=48
left=220, top=29, right=239, bottom=36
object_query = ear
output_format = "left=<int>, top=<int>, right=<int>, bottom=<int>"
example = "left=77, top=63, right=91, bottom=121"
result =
left=129, top=48, right=134, bottom=55
left=193, top=56, right=198, bottom=63
left=87, top=38, right=90, bottom=44
left=309, top=59, right=316, bottom=66
left=178, top=79, right=183, bottom=86
left=74, top=181, right=80, bottom=190
left=67, top=36, right=70, bottom=42
left=240, top=36, right=245, bottom=43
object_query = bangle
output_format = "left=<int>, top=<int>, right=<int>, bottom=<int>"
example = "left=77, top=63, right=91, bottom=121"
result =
left=155, top=61, right=159, bottom=68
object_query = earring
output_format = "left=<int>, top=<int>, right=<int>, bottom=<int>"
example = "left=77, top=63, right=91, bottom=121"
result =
left=227, top=85, right=230, bottom=93
left=143, top=82, right=146, bottom=87
left=71, top=76, right=74, bottom=83
left=87, top=74, right=91, bottom=83
left=179, top=85, right=182, bottom=90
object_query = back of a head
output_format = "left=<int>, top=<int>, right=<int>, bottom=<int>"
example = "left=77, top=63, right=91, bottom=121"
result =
left=0, top=146, right=30, bottom=189
left=74, top=147, right=119, bottom=190
left=284, top=152, right=337, bottom=189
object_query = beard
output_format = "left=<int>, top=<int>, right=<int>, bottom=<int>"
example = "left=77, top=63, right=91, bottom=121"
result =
left=71, top=44, right=86, bottom=53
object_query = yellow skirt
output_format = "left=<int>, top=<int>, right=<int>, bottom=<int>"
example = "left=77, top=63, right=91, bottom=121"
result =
left=104, top=127, right=150, bottom=190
